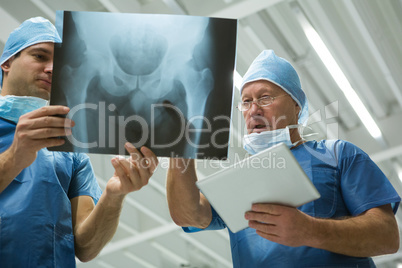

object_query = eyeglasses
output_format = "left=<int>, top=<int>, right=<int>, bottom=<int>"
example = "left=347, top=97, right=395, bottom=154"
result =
left=237, top=95, right=288, bottom=112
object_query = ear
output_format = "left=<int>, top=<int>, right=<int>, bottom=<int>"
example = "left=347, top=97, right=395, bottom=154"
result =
left=1, top=56, right=18, bottom=82
left=295, top=103, right=301, bottom=113
left=1, top=58, right=12, bottom=73
left=294, top=102, right=301, bottom=119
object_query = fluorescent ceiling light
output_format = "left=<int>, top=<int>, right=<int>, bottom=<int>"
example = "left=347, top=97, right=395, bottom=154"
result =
left=397, top=165, right=402, bottom=182
left=234, top=70, right=243, bottom=90
left=294, top=6, right=382, bottom=139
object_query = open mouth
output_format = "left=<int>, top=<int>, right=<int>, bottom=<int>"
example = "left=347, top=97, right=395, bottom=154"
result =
left=251, top=124, right=269, bottom=133
left=248, top=116, right=271, bottom=133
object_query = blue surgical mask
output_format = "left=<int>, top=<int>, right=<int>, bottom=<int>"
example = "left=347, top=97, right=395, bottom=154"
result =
left=0, top=95, right=49, bottom=123
left=243, top=125, right=302, bottom=155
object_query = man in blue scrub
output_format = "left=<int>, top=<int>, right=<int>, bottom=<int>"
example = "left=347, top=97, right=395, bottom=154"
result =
left=166, top=50, right=400, bottom=267
left=0, top=17, right=159, bottom=267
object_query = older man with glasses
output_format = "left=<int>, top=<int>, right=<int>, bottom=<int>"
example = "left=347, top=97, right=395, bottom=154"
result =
left=166, top=50, right=400, bottom=267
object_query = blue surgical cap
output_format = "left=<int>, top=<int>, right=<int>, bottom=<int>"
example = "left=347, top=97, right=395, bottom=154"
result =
left=240, top=50, right=309, bottom=125
left=0, top=17, right=62, bottom=87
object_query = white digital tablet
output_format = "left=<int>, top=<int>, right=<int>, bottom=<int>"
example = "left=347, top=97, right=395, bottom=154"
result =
left=196, top=142, right=321, bottom=233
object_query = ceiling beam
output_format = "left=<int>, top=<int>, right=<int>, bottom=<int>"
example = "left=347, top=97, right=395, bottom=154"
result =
left=296, top=1, right=388, bottom=120
left=370, top=144, right=402, bottom=163
left=0, top=7, right=20, bottom=44
left=124, top=251, right=157, bottom=268
left=113, top=213, right=190, bottom=267
left=208, top=0, right=284, bottom=19
left=98, top=0, right=121, bottom=13
left=179, top=233, right=232, bottom=267
left=95, top=260, right=115, bottom=268
left=95, top=174, right=231, bottom=265
left=161, top=0, right=187, bottom=15
left=99, top=223, right=179, bottom=256
left=342, top=0, right=402, bottom=108
left=373, top=251, right=402, bottom=264
left=96, top=176, right=168, bottom=224
left=151, top=242, right=190, bottom=267
left=30, top=0, right=56, bottom=20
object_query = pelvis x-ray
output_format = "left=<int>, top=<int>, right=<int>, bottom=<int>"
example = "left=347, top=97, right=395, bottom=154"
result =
left=50, top=11, right=237, bottom=159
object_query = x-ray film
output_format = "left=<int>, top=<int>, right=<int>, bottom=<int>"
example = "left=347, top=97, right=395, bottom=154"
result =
left=49, top=11, right=237, bottom=159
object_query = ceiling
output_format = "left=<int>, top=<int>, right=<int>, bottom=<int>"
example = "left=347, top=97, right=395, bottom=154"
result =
left=1, top=0, right=402, bottom=267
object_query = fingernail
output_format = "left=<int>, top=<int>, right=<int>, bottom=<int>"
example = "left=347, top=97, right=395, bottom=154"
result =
left=125, top=142, right=134, bottom=149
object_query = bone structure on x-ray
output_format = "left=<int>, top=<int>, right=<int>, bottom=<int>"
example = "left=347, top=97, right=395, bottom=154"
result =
left=58, top=13, right=215, bottom=156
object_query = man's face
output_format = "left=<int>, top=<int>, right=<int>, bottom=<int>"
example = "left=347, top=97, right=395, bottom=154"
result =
left=1, top=42, right=54, bottom=100
left=241, top=80, right=300, bottom=134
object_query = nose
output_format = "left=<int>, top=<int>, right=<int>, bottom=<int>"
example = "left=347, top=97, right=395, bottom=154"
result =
left=44, top=60, right=53, bottom=74
left=248, top=101, right=262, bottom=115
left=243, top=101, right=263, bottom=119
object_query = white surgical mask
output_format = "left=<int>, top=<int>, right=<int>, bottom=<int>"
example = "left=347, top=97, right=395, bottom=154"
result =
left=243, top=125, right=302, bottom=155
left=0, top=95, right=49, bottom=123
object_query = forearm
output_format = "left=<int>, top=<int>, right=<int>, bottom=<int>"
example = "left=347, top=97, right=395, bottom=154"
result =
left=74, top=192, right=125, bottom=262
left=0, top=147, right=25, bottom=193
left=73, top=144, right=158, bottom=262
left=309, top=205, right=399, bottom=257
left=167, top=158, right=212, bottom=228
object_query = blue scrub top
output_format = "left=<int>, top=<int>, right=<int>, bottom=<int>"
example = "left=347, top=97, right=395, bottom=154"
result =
left=0, top=118, right=102, bottom=267
left=185, top=140, right=400, bottom=268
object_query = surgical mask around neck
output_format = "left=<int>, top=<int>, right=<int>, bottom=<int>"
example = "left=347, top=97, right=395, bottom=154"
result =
left=0, top=95, right=49, bottom=123
left=243, top=125, right=302, bottom=155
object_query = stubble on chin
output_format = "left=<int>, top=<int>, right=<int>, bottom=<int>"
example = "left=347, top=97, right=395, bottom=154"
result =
left=27, top=85, right=51, bottom=100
